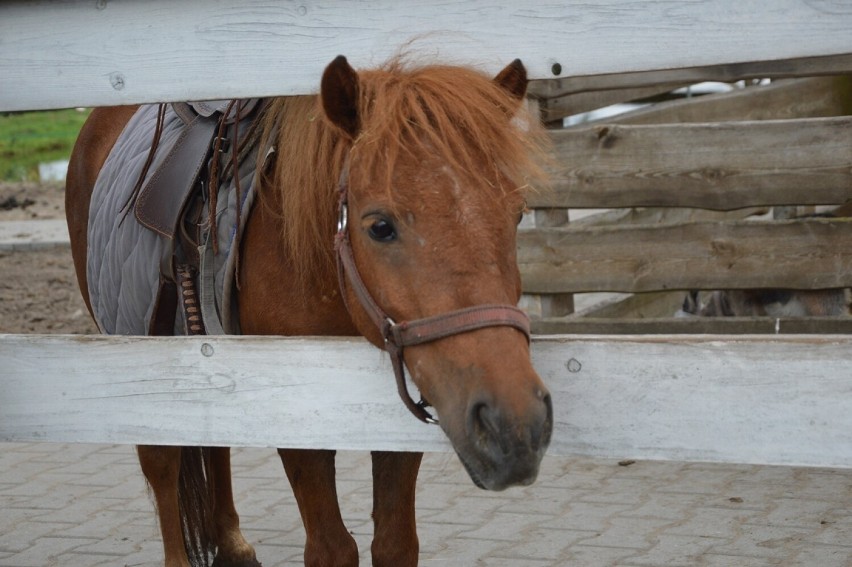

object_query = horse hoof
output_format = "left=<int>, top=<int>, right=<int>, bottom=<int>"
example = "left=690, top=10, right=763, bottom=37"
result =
left=211, top=556, right=263, bottom=567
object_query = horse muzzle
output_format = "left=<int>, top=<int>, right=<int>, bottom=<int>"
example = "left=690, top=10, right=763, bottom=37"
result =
left=448, top=383, right=553, bottom=491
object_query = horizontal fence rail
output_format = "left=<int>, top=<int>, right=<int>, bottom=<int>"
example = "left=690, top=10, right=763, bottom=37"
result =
left=535, top=74, right=852, bottom=123
left=589, top=76, right=852, bottom=126
left=519, top=218, right=852, bottom=294
left=2, top=334, right=852, bottom=468
left=535, top=117, right=852, bottom=210
left=532, top=317, right=852, bottom=336
left=3, top=0, right=852, bottom=111
left=528, top=53, right=852, bottom=99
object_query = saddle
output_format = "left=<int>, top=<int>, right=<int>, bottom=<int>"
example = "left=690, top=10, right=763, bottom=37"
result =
left=132, top=99, right=267, bottom=336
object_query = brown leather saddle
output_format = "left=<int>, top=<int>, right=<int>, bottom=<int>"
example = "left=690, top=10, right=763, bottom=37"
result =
left=132, top=99, right=266, bottom=336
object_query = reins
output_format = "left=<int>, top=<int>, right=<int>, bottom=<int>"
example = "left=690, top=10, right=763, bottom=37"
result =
left=333, top=162, right=532, bottom=425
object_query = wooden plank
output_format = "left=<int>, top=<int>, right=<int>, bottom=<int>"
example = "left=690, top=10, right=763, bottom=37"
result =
left=3, top=1, right=852, bottom=111
left=608, top=76, right=852, bottom=125
left=572, top=292, right=688, bottom=320
left=0, top=335, right=450, bottom=452
left=529, top=97, right=575, bottom=317
left=567, top=206, right=767, bottom=228
left=533, top=317, right=852, bottom=335
left=518, top=218, right=852, bottom=293
left=530, top=117, right=852, bottom=210
left=558, top=75, right=852, bottom=126
left=2, top=334, right=852, bottom=467
left=529, top=53, right=852, bottom=99
left=538, top=82, right=686, bottom=124
left=533, top=209, right=574, bottom=317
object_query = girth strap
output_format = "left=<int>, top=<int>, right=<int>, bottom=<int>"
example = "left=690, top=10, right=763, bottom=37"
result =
left=198, top=242, right=226, bottom=335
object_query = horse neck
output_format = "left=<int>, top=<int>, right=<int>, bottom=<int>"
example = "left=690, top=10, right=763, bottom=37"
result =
left=240, top=172, right=356, bottom=336
left=237, top=98, right=356, bottom=336
left=263, top=96, right=350, bottom=288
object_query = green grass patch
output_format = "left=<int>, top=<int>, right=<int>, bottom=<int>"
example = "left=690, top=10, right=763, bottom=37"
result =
left=0, top=109, right=91, bottom=181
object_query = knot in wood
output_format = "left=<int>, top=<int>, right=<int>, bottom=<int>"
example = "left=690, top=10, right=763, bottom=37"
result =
left=701, top=167, right=726, bottom=182
left=710, top=239, right=736, bottom=256
left=595, top=126, right=618, bottom=149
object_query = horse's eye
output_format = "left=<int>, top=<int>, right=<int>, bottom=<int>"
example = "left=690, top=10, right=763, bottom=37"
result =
left=368, top=218, right=397, bottom=242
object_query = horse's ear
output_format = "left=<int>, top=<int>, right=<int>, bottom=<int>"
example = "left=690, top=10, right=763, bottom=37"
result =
left=494, top=59, right=528, bottom=104
left=321, top=55, right=361, bottom=139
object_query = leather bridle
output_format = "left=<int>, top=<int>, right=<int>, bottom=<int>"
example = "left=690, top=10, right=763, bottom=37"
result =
left=333, top=163, right=532, bottom=424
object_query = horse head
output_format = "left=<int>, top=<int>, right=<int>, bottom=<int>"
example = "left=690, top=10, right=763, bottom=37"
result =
left=320, top=55, right=552, bottom=490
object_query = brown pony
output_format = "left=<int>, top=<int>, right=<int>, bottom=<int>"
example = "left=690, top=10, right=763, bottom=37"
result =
left=66, top=55, right=552, bottom=566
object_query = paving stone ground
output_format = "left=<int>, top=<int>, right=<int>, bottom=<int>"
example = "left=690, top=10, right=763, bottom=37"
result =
left=1, top=443, right=851, bottom=566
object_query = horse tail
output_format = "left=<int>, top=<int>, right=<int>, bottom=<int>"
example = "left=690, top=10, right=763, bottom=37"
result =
left=179, top=446, right=216, bottom=567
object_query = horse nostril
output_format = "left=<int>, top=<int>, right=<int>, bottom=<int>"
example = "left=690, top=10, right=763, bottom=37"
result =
left=469, top=390, right=553, bottom=458
left=471, top=402, right=510, bottom=456
left=533, top=392, right=554, bottom=452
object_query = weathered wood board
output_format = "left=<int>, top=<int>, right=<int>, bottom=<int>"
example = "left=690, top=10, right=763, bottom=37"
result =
left=541, top=75, right=852, bottom=125
left=519, top=218, right=852, bottom=294
left=537, top=82, right=687, bottom=124
left=533, top=317, right=852, bottom=336
left=528, top=53, right=852, bottom=99
left=1, top=334, right=851, bottom=468
left=3, top=0, right=852, bottom=111
left=533, top=117, right=852, bottom=210
left=606, top=76, right=852, bottom=126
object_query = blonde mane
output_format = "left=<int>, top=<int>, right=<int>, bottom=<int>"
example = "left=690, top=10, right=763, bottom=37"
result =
left=257, top=57, right=548, bottom=286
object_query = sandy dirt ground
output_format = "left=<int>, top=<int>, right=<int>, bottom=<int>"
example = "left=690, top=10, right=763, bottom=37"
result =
left=0, top=181, right=98, bottom=334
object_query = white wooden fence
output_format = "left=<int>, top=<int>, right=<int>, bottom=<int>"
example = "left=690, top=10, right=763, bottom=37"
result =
left=3, top=0, right=851, bottom=110
left=3, top=334, right=852, bottom=467
left=1, top=0, right=851, bottom=468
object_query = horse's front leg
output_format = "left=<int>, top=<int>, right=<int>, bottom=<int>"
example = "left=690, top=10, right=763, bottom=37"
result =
left=137, top=445, right=190, bottom=567
left=371, top=451, right=423, bottom=567
left=278, top=448, right=358, bottom=567
left=208, top=447, right=261, bottom=567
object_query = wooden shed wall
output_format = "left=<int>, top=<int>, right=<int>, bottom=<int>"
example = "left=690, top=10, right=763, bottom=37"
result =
left=522, top=57, right=852, bottom=334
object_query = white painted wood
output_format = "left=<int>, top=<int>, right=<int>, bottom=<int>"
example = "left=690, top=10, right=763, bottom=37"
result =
left=2, top=0, right=852, bottom=111
left=2, top=334, right=851, bottom=468
left=0, top=220, right=70, bottom=251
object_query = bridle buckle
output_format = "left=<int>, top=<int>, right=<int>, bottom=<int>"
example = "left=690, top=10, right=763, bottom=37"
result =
left=417, top=398, right=439, bottom=425
left=381, top=316, right=396, bottom=346
left=336, top=202, right=348, bottom=233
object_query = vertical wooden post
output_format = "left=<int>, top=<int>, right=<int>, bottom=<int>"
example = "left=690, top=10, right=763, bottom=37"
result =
left=535, top=209, right=575, bottom=318
left=529, top=97, right=575, bottom=318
